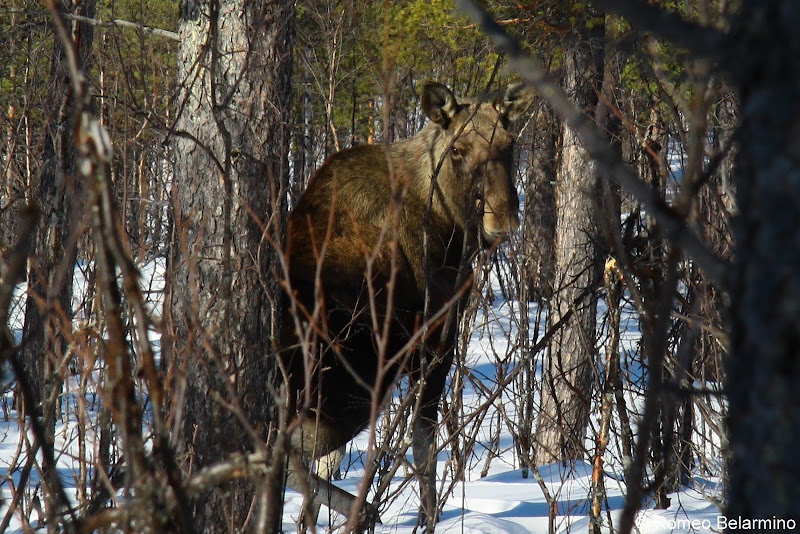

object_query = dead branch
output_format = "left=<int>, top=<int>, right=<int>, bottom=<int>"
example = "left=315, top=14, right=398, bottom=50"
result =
left=62, top=12, right=179, bottom=40
left=77, top=451, right=275, bottom=533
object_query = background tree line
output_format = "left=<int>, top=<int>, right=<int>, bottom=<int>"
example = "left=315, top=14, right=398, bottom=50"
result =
left=0, top=0, right=794, bottom=532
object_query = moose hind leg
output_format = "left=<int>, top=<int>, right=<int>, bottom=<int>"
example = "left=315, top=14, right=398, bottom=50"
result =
left=316, top=445, right=345, bottom=481
left=286, top=453, right=356, bottom=526
left=307, top=445, right=346, bottom=523
left=286, top=449, right=381, bottom=529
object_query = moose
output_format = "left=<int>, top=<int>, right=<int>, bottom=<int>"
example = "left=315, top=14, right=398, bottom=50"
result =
left=279, top=81, right=531, bottom=529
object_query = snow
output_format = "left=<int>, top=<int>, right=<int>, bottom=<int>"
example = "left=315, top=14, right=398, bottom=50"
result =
left=1, top=260, right=727, bottom=533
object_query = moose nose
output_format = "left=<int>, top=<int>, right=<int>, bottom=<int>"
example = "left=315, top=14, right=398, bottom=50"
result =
left=499, top=215, right=520, bottom=238
left=486, top=213, right=519, bottom=240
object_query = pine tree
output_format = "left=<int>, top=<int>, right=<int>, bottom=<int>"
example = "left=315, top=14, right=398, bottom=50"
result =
left=166, top=0, right=294, bottom=530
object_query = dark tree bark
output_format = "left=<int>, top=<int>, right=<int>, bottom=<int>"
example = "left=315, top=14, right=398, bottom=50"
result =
left=523, top=101, right=558, bottom=302
left=725, top=0, right=800, bottom=521
left=19, top=0, right=95, bottom=465
left=535, top=16, right=605, bottom=466
left=166, top=1, right=294, bottom=531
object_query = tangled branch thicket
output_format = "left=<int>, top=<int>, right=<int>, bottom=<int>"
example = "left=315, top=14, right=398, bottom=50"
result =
left=0, top=1, right=736, bottom=532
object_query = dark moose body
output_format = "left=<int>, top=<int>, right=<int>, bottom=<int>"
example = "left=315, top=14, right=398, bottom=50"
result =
left=279, top=81, right=531, bottom=528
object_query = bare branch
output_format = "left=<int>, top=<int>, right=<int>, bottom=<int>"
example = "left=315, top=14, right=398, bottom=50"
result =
left=75, top=452, right=275, bottom=533
left=0, top=207, right=39, bottom=532
left=184, top=452, right=272, bottom=496
left=456, top=0, right=729, bottom=287
left=62, top=12, right=179, bottom=40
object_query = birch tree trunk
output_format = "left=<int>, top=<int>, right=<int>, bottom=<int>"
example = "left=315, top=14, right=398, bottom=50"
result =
left=166, top=1, right=293, bottom=531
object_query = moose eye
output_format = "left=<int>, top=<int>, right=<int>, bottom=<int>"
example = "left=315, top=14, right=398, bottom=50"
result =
left=450, top=146, right=461, bottom=158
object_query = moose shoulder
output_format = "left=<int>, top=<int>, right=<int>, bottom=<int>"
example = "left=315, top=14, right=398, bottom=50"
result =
left=280, top=81, right=531, bottom=528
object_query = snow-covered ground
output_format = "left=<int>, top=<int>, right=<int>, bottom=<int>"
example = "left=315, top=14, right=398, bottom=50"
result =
left=1, top=261, right=727, bottom=533
left=279, top=267, right=726, bottom=533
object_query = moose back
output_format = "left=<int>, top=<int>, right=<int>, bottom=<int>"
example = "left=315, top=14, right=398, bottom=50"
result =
left=279, top=81, right=530, bottom=527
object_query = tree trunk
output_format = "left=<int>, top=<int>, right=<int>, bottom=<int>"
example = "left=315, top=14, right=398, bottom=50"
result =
left=523, top=101, right=558, bottom=302
left=166, top=1, right=294, bottom=531
left=534, top=17, right=604, bottom=466
left=19, top=0, right=95, bottom=475
left=725, top=0, right=800, bottom=521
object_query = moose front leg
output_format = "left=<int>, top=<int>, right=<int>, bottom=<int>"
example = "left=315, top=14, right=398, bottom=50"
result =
left=412, top=360, right=449, bottom=531
left=413, top=409, right=439, bottom=530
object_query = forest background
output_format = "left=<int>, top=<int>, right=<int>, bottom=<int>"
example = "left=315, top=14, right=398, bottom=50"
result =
left=1, top=0, right=797, bottom=532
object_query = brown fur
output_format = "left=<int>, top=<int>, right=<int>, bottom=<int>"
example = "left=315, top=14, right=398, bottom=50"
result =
left=279, top=81, right=531, bottom=526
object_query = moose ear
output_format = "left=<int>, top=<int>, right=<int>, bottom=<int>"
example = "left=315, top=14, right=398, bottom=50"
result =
left=421, top=81, right=458, bottom=128
left=496, top=82, right=534, bottom=122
